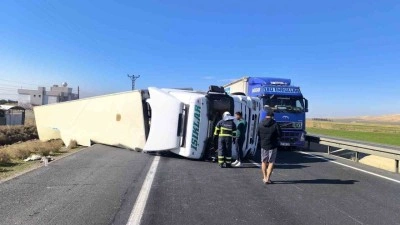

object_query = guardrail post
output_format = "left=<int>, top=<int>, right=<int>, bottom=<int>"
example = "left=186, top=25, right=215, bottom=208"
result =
left=307, top=135, right=400, bottom=171
left=354, top=152, right=359, bottom=162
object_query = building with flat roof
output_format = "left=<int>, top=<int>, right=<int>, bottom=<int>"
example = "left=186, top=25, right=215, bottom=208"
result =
left=0, top=105, right=25, bottom=125
left=18, top=83, right=79, bottom=107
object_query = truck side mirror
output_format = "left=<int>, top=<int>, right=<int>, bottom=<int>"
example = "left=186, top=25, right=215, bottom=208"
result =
left=304, top=98, right=309, bottom=112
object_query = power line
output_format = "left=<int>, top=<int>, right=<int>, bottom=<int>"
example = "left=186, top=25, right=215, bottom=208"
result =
left=0, top=82, right=37, bottom=89
left=0, top=93, right=18, bottom=95
left=0, top=87, right=18, bottom=93
left=0, top=84, right=25, bottom=89
left=0, top=78, right=39, bottom=86
left=0, top=92, right=17, bottom=95
left=127, top=74, right=140, bottom=90
left=0, top=78, right=66, bottom=89
left=0, top=87, right=18, bottom=91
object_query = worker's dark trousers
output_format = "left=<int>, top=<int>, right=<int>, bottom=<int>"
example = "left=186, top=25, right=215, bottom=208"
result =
left=236, top=138, right=245, bottom=161
left=218, top=137, right=232, bottom=166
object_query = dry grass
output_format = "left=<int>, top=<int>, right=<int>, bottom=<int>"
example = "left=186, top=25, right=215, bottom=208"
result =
left=0, top=110, right=72, bottom=179
left=358, top=114, right=400, bottom=123
left=0, top=139, right=77, bottom=180
left=0, top=151, right=11, bottom=164
left=24, top=110, right=36, bottom=126
left=0, top=125, right=38, bottom=146
left=67, top=140, right=78, bottom=150
left=0, top=139, right=65, bottom=161
left=332, top=114, right=400, bottom=125
left=0, top=110, right=38, bottom=146
left=1, top=139, right=65, bottom=179
left=307, top=120, right=400, bottom=134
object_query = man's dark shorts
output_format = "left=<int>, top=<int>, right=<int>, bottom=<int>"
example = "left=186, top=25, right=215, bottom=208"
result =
left=261, top=148, right=277, bottom=163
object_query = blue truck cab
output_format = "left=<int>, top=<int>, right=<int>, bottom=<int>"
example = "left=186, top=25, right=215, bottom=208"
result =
left=224, top=77, right=309, bottom=149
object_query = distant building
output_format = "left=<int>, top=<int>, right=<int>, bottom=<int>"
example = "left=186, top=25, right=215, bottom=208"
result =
left=18, top=83, right=79, bottom=107
left=0, top=105, right=25, bottom=125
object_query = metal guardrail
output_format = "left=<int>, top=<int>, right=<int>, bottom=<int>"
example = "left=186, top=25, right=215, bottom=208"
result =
left=306, top=135, right=400, bottom=173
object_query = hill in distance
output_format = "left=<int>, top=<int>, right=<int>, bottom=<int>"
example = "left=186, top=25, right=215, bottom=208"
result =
left=333, top=114, right=400, bottom=125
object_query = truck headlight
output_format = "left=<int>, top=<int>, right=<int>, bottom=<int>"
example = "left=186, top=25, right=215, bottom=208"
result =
left=300, top=132, right=305, bottom=142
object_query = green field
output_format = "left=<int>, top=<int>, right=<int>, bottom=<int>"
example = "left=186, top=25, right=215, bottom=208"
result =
left=307, top=127, right=400, bottom=147
left=307, top=120, right=400, bottom=147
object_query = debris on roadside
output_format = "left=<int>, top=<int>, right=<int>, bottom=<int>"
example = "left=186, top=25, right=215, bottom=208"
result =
left=40, top=156, right=54, bottom=163
left=41, top=156, right=54, bottom=166
left=23, top=154, right=54, bottom=164
left=23, top=154, right=42, bottom=162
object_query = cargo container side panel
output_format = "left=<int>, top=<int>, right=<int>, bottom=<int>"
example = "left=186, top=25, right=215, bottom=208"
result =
left=225, top=79, right=248, bottom=94
left=33, top=91, right=147, bottom=150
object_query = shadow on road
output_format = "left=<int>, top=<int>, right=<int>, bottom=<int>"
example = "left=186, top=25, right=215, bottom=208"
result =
left=277, top=151, right=331, bottom=164
left=146, top=149, right=332, bottom=171
left=250, top=151, right=332, bottom=171
left=275, top=164, right=309, bottom=170
left=274, top=179, right=359, bottom=185
left=145, top=148, right=344, bottom=174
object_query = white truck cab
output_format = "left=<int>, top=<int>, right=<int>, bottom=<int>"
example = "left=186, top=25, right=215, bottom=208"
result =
left=144, top=86, right=262, bottom=160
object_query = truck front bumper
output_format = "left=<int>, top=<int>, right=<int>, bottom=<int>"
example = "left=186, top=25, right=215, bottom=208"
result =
left=280, top=131, right=306, bottom=147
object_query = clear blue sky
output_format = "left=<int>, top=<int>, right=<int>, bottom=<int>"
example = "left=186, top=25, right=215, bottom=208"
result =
left=1, top=0, right=399, bottom=117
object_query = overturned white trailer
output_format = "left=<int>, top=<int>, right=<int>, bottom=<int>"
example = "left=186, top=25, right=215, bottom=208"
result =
left=34, top=86, right=261, bottom=159
left=34, top=90, right=150, bottom=150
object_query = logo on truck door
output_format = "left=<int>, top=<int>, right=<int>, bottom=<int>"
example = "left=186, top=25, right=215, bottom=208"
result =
left=191, top=105, right=201, bottom=151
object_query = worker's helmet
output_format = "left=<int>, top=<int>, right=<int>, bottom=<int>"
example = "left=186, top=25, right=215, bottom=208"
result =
left=223, top=111, right=233, bottom=121
left=223, top=111, right=231, bottom=117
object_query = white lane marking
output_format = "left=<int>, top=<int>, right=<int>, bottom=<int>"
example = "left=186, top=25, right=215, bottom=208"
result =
left=249, top=160, right=284, bottom=168
left=331, top=204, right=364, bottom=225
left=127, top=156, right=160, bottom=225
left=330, top=148, right=347, bottom=154
left=250, top=160, right=261, bottom=167
left=298, top=151, right=400, bottom=184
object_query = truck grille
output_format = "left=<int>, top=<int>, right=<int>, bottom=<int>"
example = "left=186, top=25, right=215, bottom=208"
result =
left=277, top=121, right=302, bottom=129
left=280, top=132, right=300, bottom=144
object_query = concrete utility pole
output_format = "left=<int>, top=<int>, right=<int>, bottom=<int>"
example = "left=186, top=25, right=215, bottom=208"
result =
left=127, top=74, right=140, bottom=90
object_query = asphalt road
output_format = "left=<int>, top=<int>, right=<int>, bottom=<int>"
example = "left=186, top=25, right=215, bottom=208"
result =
left=1, top=144, right=400, bottom=225
left=0, top=145, right=154, bottom=225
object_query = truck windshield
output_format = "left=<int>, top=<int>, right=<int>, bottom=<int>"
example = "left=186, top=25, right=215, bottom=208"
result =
left=263, top=96, right=305, bottom=113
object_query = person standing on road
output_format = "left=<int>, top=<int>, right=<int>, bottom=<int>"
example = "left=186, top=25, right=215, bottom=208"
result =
left=258, top=111, right=282, bottom=184
left=232, top=112, right=247, bottom=167
left=214, top=111, right=237, bottom=168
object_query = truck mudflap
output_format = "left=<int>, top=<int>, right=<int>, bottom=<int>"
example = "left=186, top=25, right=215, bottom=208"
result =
left=143, top=87, right=184, bottom=151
